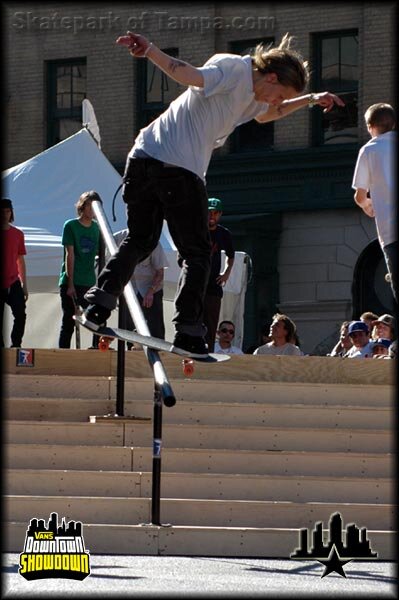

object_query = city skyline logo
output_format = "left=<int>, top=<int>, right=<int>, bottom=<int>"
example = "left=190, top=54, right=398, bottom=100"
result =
left=290, top=512, right=378, bottom=578
left=19, top=512, right=91, bottom=581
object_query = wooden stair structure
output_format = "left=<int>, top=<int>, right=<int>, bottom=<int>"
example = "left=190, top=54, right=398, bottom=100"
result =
left=3, top=348, right=396, bottom=558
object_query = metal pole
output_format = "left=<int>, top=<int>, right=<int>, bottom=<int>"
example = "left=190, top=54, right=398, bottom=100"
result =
left=91, top=199, right=176, bottom=407
left=115, top=294, right=127, bottom=416
left=91, top=199, right=175, bottom=526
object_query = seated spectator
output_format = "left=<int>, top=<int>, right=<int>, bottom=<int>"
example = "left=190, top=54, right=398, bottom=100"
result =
left=214, top=320, right=244, bottom=355
left=253, top=313, right=303, bottom=356
left=370, top=314, right=396, bottom=342
left=388, top=339, right=397, bottom=359
left=360, top=311, right=379, bottom=336
left=328, top=320, right=353, bottom=357
left=344, top=321, right=374, bottom=358
left=371, top=338, right=391, bottom=358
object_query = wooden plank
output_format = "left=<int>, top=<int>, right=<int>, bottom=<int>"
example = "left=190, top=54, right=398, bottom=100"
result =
left=3, top=349, right=394, bottom=385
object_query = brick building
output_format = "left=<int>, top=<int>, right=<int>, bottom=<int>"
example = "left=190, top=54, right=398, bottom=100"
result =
left=4, top=2, right=396, bottom=352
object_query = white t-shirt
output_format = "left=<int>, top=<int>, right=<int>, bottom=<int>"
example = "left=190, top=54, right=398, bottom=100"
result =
left=214, top=341, right=244, bottom=355
left=113, top=231, right=168, bottom=297
left=352, top=131, right=397, bottom=248
left=253, top=342, right=303, bottom=356
left=344, top=342, right=374, bottom=359
left=130, top=54, right=269, bottom=181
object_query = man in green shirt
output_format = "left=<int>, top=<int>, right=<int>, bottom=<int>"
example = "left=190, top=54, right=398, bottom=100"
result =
left=58, top=191, right=100, bottom=348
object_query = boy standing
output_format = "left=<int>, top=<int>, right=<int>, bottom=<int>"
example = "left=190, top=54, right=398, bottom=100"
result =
left=352, top=103, right=397, bottom=303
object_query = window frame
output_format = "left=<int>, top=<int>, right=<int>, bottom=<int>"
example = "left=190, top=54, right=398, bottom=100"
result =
left=46, top=57, right=87, bottom=148
left=136, top=47, right=180, bottom=132
left=228, top=38, right=275, bottom=155
left=311, top=29, right=359, bottom=147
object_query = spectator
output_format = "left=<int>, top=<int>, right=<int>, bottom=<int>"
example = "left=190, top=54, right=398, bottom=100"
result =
left=328, top=320, right=353, bottom=357
left=371, top=338, right=391, bottom=359
left=388, top=339, right=397, bottom=359
left=352, top=103, right=397, bottom=303
left=113, top=233, right=168, bottom=348
left=203, top=198, right=235, bottom=353
left=214, top=320, right=244, bottom=355
left=360, top=311, right=379, bottom=337
left=344, top=321, right=374, bottom=358
left=370, top=314, right=396, bottom=342
left=253, top=313, right=303, bottom=356
left=58, top=191, right=100, bottom=349
left=1, top=198, right=28, bottom=348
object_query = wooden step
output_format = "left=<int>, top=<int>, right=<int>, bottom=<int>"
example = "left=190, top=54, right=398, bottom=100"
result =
left=4, top=521, right=395, bottom=559
left=5, top=420, right=393, bottom=453
left=5, top=374, right=393, bottom=407
left=5, top=397, right=393, bottom=429
left=5, top=444, right=392, bottom=477
left=4, top=495, right=395, bottom=530
left=5, top=469, right=394, bottom=504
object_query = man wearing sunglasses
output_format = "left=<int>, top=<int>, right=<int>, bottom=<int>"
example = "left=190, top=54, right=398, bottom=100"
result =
left=214, top=320, right=244, bottom=355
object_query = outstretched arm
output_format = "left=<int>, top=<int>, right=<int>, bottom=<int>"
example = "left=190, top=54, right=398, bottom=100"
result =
left=255, top=92, right=345, bottom=123
left=116, top=31, right=204, bottom=88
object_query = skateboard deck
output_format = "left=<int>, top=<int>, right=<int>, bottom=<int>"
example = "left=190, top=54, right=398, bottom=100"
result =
left=74, top=315, right=230, bottom=363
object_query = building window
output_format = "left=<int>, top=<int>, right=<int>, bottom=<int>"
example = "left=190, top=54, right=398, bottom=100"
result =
left=311, top=31, right=358, bottom=145
left=47, top=58, right=86, bottom=147
left=229, top=39, right=274, bottom=153
left=136, top=48, right=180, bottom=131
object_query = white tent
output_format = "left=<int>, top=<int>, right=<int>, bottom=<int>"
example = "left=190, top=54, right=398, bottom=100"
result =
left=2, top=129, right=248, bottom=349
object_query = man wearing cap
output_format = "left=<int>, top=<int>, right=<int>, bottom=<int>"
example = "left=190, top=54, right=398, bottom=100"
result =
left=204, top=198, right=235, bottom=352
left=344, top=321, right=374, bottom=358
left=1, top=198, right=28, bottom=348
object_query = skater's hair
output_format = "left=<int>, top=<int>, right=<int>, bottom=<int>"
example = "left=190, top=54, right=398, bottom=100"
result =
left=76, top=190, right=102, bottom=216
left=251, top=33, right=309, bottom=93
left=365, top=103, right=396, bottom=133
left=271, top=312, right=297, bottom=343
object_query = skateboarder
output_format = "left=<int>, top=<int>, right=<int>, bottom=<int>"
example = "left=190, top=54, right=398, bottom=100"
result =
left=83, top=31, right=344, bottom=357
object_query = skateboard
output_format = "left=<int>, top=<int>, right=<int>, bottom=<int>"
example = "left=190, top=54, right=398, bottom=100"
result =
left=74, top=315, right=230, bottom=375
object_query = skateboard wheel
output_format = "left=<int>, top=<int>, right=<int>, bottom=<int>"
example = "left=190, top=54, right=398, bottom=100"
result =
left=182, top=359, right=194, bottom=377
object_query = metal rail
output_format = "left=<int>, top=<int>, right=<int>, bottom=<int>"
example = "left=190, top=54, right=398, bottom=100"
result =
left=92, top=199, right=176, bottom=525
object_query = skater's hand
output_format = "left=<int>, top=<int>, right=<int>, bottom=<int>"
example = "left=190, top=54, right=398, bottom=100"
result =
left=116, top=32, right=152, bottom=58
left=312, top=91, right=345, bottom=113
left=23, top=285, right=29, bottom=301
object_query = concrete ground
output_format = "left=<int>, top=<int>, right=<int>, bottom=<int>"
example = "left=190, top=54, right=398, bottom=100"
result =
left=2, top=554, right=396, bottom=598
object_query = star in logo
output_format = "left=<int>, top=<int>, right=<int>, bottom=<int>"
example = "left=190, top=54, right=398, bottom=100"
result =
left=318, top=545, right=352, bottom=578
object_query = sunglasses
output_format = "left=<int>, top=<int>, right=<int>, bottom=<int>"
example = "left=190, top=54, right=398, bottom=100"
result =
left=220, top=328, right=234, bottom=335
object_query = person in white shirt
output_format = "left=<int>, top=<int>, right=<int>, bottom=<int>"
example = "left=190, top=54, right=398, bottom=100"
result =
left=352, top=103, right=397, bottom=303
left=113, top=233, right=168, bottom=344
left=83, top=31, right=344, bottom=357
left=214, top=320, right=244, bottom=355
left=344, top=321, right=374, bottom=358
left=254, top=313, right=303, bottom=356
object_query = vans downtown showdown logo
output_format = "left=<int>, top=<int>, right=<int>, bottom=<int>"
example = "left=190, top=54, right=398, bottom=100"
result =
left=19, top=513, right=90, bottom=581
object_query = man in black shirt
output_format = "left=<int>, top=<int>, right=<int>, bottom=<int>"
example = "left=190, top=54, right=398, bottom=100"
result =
left=204, top=198, right=235, bottom=352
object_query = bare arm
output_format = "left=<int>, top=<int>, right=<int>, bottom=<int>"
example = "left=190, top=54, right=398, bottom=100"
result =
left=255, top=92, right=345, bottom=123
left=217, top=256, right=235, bottom=286
left=116, top=32, right=204, bottom=88
left=354, top=188, right=375, bottom=218
left=17, top=255, right=28, bottom=300
left=65, top=246, right=76, bottom=297
left=142, top=268, right=164, bottom=308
